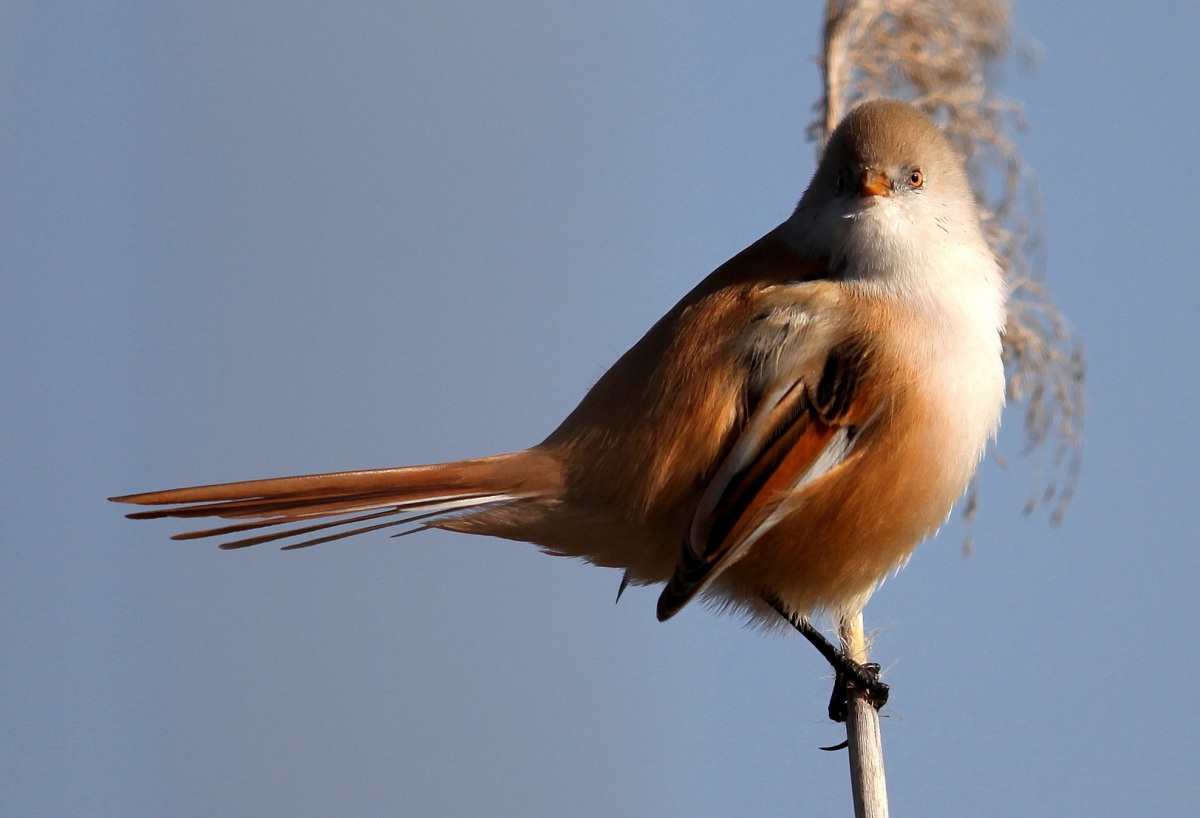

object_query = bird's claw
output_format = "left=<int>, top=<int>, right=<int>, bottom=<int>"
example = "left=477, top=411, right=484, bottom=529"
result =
left=827, top=661, right=888, bottom=723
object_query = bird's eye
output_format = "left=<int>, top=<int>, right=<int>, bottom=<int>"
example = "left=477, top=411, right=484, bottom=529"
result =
left=908, top=169, right=924, bottom=189
left=835, top=172, right=845, bottom=194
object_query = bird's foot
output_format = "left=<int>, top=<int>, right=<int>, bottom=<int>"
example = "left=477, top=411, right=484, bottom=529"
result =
left=761, top=594, right=889, bottom=724
left=827, top=660, right=888, bottom=723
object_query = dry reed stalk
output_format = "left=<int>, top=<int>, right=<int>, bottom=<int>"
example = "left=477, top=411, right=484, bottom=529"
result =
left=809, top=5, right=1083, bottom=814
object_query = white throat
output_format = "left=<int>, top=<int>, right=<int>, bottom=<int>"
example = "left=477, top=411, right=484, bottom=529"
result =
left=783, top=191, right=1004, bottom=328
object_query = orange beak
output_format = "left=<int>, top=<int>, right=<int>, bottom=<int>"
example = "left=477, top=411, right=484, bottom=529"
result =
left=859, top=168, right=892, bottom=198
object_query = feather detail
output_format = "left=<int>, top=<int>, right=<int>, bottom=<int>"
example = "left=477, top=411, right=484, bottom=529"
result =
left=657, top=338, right=879, bottom=621
left=111, top=451, right=561, bottom=550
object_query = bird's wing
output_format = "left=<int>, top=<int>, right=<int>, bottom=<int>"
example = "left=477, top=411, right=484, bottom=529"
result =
left=656, top=308, right=879, bottom=620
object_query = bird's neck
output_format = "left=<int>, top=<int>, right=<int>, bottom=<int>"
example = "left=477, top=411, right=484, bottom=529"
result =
left=781, top=198, right=1005, bottom=335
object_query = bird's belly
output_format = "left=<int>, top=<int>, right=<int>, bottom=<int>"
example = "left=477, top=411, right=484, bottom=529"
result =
left=721, top=404, right=983, bottom=618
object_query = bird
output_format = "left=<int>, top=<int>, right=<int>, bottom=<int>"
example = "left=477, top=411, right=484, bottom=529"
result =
left=112, top=98, right=1006, bottom=717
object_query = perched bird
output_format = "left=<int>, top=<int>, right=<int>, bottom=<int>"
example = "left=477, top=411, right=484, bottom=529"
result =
left=113, top=99, right=1005, bottom=715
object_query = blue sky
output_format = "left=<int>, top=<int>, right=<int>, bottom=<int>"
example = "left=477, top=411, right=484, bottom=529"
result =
left=5, top=2, right=1200, bottom=815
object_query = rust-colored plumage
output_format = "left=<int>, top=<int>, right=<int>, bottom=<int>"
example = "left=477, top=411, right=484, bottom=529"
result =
left=113, top=99, right=1006, bottom=629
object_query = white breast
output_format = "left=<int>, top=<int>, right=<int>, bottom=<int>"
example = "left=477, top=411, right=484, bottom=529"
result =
left=784, top=184, right=1008, bottom=480
left=889, top=241, right=1007, bottom=485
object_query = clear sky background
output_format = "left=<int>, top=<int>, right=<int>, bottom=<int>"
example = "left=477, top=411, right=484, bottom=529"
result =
left=5, top=2, right=1199, bottom=816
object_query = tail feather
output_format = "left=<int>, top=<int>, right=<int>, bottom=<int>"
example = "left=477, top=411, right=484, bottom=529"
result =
left=110, top=451, right=560, bottom=550
left=176, top=507, right=403, bottom=545
left=231, top=509, right=415, bottom=551
left=122, top=487, right=502, bottom=522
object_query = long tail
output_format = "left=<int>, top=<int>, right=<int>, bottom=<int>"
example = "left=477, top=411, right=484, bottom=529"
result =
left=110, top=450, right=561, bottom=550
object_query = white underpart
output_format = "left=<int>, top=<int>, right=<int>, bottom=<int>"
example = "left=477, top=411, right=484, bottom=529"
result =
left=785, top=187, right=1007, bottom=478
